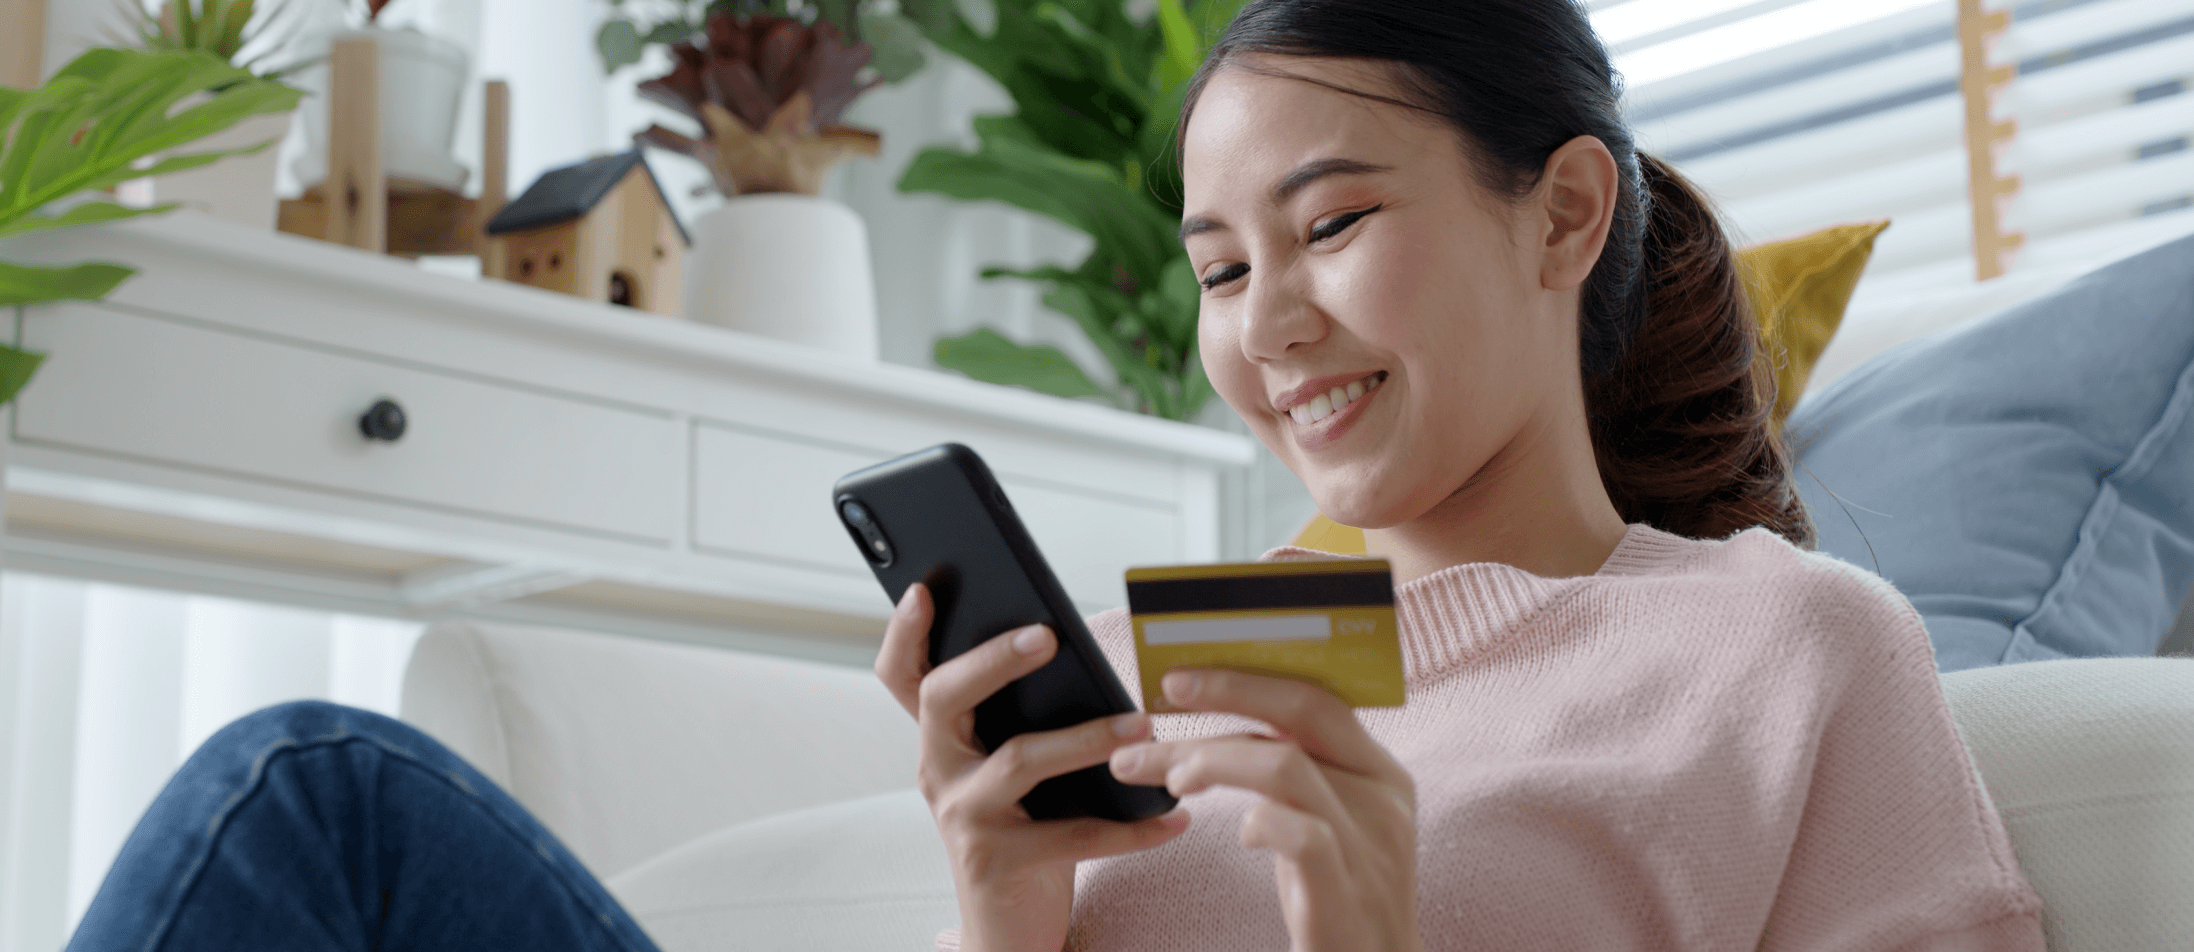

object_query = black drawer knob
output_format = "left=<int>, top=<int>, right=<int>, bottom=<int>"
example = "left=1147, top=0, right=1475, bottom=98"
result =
left=358, top=399, right=407, bottom=442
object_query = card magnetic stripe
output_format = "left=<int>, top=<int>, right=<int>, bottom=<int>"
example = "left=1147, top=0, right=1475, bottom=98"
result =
left=1126, top=572, right=1394, bottom=615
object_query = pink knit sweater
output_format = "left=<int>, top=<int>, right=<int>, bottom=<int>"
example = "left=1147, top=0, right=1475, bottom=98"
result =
left=943, top=525, right=2043, bottom=951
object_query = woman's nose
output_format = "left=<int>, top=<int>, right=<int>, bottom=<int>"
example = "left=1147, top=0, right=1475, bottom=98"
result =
left=1238, top=266, right=1327, bottom=362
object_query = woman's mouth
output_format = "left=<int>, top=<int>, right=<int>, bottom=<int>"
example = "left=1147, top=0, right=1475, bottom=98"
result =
left=1286, top=371, right=1386, bottom=427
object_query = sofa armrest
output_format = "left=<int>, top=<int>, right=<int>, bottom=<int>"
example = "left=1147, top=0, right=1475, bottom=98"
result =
left=1943, top=658, right=2194, bottom=951
left=400, top=620, right=917, bottom=879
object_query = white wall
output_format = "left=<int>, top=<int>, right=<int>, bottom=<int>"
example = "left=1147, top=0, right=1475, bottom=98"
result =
left=0, top=573, right=422, bottom=946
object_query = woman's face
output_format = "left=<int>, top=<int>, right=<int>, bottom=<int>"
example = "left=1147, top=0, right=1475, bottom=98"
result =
left=1182, top=58, right=1591, bottom=531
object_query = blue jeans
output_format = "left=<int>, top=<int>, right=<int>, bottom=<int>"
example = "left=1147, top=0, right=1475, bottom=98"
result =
left=66, top=701, right=661, bottom=952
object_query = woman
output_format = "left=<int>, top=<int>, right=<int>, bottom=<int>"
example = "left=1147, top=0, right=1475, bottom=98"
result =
left=68, top=1, right=2040, bottom=949
left=874, top=1, right=2042, bottom=950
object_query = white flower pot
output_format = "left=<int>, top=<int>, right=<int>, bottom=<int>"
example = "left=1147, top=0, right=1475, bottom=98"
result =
left=151, top=110, right=296, bottom=229
left=290, top=27, right=469, bottom=191
left=685, top=195, right=880, bottom=360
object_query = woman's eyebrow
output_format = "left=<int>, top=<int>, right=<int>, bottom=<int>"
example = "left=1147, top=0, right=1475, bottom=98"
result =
left=1271, top=157, right=1391, bottom=203
left=1179, top=157, right=1393, bottom=243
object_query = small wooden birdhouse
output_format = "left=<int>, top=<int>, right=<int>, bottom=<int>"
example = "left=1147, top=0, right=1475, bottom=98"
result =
left=486, top=151, right=688, bottom=316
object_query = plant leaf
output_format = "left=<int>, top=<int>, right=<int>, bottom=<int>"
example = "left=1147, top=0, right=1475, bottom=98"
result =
left=0, top=344, right=45, bottom=406
left=934, top=327, right=1111, bottom=401
left=644, top=20, right=696, bottom=45
left=901, top=0, right=959, bottom=38
left=0, top=49, right=297, bottom=231
left=0, top=200, right=171, bottom=240
left=900, top=135, right=1177, bottom=292
left=0, top=260, right=137, bottom=306
left=597, top=19, right=645, bottom=74
left=860, top=11, right=929, bottom=84
left=81, top=139, right=275, bottom=192
left=1154, top=0, right=1201, bottom=93
left=955, top=0, right=998, bottom=37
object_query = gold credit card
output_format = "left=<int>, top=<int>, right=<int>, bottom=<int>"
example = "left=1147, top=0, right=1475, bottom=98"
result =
left=1125, top=559, right=1404, bottom=712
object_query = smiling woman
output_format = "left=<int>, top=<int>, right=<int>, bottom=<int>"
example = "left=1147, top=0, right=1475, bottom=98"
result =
left=57, top=2, right=2049, bottom=950
left=1176, top=36, right=1806, bottom=586
left=881, top=1, right=2049, bottom=950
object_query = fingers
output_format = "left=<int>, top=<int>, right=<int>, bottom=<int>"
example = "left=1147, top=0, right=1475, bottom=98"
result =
left=917, top=624, right=1054, bottom=737
left=1239, top=799, right=1344, bottom=870
left=874, top=583, right=933, bottom=717
left=959, top=710, right=1154, bottom=816
left=1109, top=734, right=1349, bottom=822
left=1020, top=808, right=1191, bottom=866
left=1159, top=669, right=1410, bottom=789
left=915, top=623, right=1057, bottom=777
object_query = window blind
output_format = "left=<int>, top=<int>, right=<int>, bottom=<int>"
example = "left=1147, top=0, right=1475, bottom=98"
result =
left=1605, top=0, right=2194, bottom=298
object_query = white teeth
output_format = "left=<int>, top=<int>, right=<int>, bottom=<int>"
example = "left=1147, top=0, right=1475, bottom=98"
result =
left=1285, top=374, right=1387, bottom=426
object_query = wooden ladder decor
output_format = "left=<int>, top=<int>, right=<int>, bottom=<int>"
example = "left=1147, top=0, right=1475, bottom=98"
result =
left=278, top=37, right=511, bottom=259
left=1, top=0, right=46, bottom=90
left=1957, top=0, right=2023, bottom=281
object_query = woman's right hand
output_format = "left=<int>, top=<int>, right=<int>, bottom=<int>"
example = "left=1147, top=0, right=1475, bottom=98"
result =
left=875, top=583, right=1190, bottom=952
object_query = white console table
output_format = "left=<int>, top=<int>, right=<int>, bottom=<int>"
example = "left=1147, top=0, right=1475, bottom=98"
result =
left=0, top=213, right=1254, bottom=664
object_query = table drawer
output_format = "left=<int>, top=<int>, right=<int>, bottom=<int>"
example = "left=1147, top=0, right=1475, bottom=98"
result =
left=18, top=305, right=679, bottom=543
left=691, top=422, right=1179, bottom=609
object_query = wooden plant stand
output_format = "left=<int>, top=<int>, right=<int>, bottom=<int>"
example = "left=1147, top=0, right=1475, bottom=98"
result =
left=277, top=36, right=511, bottom=260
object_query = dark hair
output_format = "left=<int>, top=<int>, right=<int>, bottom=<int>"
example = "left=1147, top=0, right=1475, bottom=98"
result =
left=1180, top=0, right=1813, bottom=546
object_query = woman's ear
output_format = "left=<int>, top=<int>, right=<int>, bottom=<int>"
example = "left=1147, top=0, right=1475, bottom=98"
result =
left=1536, top=136, right=1620, bottom=293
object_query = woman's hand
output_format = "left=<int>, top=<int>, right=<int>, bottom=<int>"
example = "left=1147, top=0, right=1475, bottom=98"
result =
left=875, top=584, right=1190, bottom=952
left=1108, top=669, right=1421, bottom=952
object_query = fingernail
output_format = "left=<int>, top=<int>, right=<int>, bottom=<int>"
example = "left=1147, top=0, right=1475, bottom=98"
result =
left=895, top=586, right=917, bottom=613
left=1012, top=625, right=1050, bottom=654
left=1111, top=745, right=1144, bottom=774
left=1162, top=671, right=1199, bottom=703
left=1111, top=712, right=1147, bottom=738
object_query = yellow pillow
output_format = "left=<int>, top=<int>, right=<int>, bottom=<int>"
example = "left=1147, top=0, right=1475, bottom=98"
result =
left=1291, top=513, right=1367, bottom=553
left=1737, top=220, right=1890, bottom=422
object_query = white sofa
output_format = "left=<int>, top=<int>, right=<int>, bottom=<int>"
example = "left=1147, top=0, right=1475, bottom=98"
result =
left=397, top=259, right=2194, bottom=950
left=400, top=620, right=957, bottom=950
left=399, top=619, right=2194, bottom=952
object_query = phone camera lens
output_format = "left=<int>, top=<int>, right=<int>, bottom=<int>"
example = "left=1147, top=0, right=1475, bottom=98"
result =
left=842, top=501, right=870, bottom=525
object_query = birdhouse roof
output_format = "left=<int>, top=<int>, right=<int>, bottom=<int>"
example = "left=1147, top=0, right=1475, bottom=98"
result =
left=486, top=150, right=688, bottom=243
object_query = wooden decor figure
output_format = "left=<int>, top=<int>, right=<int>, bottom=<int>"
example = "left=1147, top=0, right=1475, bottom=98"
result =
left=485, top=151, right=689, bottom=317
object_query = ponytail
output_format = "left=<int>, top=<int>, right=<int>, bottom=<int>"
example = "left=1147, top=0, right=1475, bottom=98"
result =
left=1182, top=0, right=1814, bottom=545
left=1586, top=157, right=1813, bottom=546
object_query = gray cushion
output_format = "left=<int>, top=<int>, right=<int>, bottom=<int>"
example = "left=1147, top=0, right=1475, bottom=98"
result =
left=1788, top=234, right=2194, bottom=670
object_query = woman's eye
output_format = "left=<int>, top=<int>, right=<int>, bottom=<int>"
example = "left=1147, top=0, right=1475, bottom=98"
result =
left=1200, top=262, right=1249, bottom=290
left=1310, top=203, right=1383, bottom=243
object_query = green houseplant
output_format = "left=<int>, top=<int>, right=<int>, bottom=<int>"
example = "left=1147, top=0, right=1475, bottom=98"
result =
left=118, top=0, right=315, bottom=228
left=597, top=0, right=970, bottom=85
left=898, top=0, right=1245, bottom=422
left=0, top=47, right=304, bottom=400
left=633, top=9, right=890, bottom=196
left=121, top=0, right=318, bottom=81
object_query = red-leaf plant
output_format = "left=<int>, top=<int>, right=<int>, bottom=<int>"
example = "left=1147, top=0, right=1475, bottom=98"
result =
left=634, top=12, right=883, bottom=196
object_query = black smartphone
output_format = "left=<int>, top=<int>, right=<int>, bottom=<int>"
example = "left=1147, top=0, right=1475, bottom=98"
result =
left=833, top=443, right=1178, bottom=822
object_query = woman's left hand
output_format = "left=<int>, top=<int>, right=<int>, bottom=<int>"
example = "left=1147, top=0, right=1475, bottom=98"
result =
left=1108, top=669, right=1421, bottom=952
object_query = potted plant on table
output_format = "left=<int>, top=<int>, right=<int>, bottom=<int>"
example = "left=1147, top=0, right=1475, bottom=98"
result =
left=118, top=0, right=314, bottom=228
left=291, top=0, right=472, bottom=198
left=0, top=47, right=303, bottom=400
left=898, top=0, right=1244, bottom=421
left=596, top=0, right=960, bottom=86
left=627, top=7, right=909, bottom=356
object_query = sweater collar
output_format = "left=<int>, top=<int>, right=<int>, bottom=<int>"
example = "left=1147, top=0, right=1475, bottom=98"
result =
left=1259, top=523, right=1695, bottom=680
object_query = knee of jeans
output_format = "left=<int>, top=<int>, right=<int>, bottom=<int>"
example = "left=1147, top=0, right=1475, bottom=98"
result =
left=193, top=700, right=381, bottom=761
